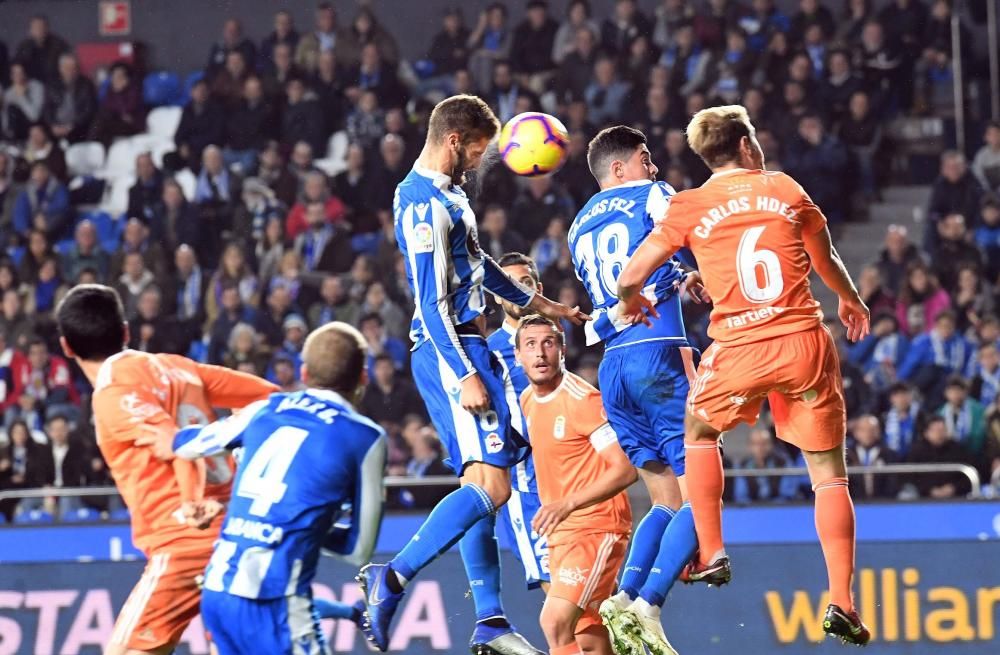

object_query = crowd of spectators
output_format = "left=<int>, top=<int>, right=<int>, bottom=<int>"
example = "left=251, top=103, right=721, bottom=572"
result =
left=0, top=0, right=997, bottom=520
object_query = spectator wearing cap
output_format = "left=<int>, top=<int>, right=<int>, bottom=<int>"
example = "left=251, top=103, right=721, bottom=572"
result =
left=974, top=195, right=1000, bottom=283
left=360, top=353, right=426, bottom=427
left=13, top=161, right=70, bottom=241
left=898, top=311, right=972, bottom=406
left=234, top=178, right=283, bottom=247
left=846, top=415, right=901, bottom=499
left=938, top=376, right=986, bottom=456
left=206, top=18, right=257, bottom=78
left=276, top=312, right=308, bottom=364
left=127, top=153, right=164, bottom=226
left=173, top=79, right=226, bottom=172
left=972, top=121, right=1000, bottom=195
left=308, top=275, right=359, bottom=328
left=223, top=76, right=276, bottom=175
left=883, top=382, right=928, bottom=458
left=14, top=15, right=70, bottom=85
left=259, top=10, right=300, bottom=71
left=61, top=220, right=109, bottom=283
left=208, top=282, right=258, bottom=364
left=88, top=62, right=144, bottom=147
left=905, top=416, right=973, bottom=499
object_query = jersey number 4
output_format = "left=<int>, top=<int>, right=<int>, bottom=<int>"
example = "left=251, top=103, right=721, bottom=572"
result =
left=574, top=223, right=629, bottom=304
left=237, top=426, right=309, bottom=517
left=737, top=226, right=784, bottom=303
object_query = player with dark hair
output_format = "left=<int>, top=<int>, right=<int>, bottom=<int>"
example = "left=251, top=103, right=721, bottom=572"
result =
left=515, top=314, right=635, bottom=655
left=357, top=95, right=588, bottom=654
left=55, top=284, right=277, bottom=655
left=162, top=322, right=387, bottom=654
left=571, top=125, right=704, bottom=655
left=489, top=252, right=550, bottom=593
left=617, top=105, right=871, bottom=645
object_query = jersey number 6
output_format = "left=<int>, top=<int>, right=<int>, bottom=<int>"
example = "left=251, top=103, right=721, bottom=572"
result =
left=736, top=225, right=784, bottom=304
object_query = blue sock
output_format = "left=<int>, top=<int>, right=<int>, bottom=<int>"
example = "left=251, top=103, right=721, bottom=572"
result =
left=391, top=484, right=495, bottom=582
left=638, top=503, right=698, bottom=607
left=619, top=504, right=675, bottom=599
left=313, top=598, right=357, bottom=620
left=459, top=513, right=505, bottom=621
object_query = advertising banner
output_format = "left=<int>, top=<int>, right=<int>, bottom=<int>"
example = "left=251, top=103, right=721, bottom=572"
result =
left=2, top=541, right=999, bottom=654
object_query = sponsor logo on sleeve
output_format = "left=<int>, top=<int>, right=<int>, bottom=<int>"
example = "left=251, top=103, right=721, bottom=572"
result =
left=413, top=222, right=434, bottom=253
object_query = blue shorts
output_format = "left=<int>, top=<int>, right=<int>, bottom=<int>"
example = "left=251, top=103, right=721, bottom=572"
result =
left=598, top=341, right=699, bottom=475
left=496, top=485, right=550, bottom=589
left=411, top=336, right=523, bottom=475
left=202, top=589, right=327, bottom=655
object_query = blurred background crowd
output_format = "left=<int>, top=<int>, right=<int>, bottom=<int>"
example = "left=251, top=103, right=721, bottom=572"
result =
left=0, top=0, right=999, bottom=521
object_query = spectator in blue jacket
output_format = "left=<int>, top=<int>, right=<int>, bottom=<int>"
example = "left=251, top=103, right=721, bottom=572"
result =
left=897, top=311, right=972, bottom=406
left=732, top=428, right=801, bottom=504
left=882, top=383, right=929, bottom=458
left=13, top=161, right=70, bottom=240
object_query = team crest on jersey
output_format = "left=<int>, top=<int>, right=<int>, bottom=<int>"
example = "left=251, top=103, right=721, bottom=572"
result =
left=553, top=416, right=566, bottom=440
left=413, top=221, right=434, bottom=253
left=485, top=433, right=504, bottom=453
left=465, top=228, right=481, bottom=255
left=729, top=395, right=747, bottom=406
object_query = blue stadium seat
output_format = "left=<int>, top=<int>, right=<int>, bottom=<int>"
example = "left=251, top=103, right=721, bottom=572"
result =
left=84, top=211, right=117, bottom=244
left=7, top=246, right=25, bottom=266
left=55, top=238, right=76, bottom=255
left=413, top=59, right=436, bottom=79
left=351, top=233, right=381, bottom=257
left=98, top=76, right=110, bottom=101
left=143, top=71, right=182, bottom=107
left=61, top=507, right=102, bottom=523
left=187, top=340, right=208, bottom=363
left=14, top=510, right=55, bottom=524
left=0, top=513, right=6, bottom=525
left=110, top=508, right=131, bottom=521
left=182, top=71, right=205, bottom=103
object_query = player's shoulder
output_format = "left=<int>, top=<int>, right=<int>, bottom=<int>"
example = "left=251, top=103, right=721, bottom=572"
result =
left=561, top=372, right=600, bottom=403
left=93, top=350, right=153, bottom=391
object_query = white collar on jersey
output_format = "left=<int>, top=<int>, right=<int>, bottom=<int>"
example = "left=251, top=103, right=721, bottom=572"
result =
left=708, top=167, right=750, bottom=180
left=412, top=163, right=454, bottom=191
left=94, top=349, right=138, bottom=391
left=532, top=371, right=573, bottom=404
left=602, top=179, right=654, bottom=191
left=305, top=387, right=355, bottom=412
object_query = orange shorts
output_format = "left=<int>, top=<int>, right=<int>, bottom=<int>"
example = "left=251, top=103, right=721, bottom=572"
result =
left=688, top=326, right=846, bottom=452
left=549, top=532, right=628, bottom=633
left=109, top=546, right=211, bottom=650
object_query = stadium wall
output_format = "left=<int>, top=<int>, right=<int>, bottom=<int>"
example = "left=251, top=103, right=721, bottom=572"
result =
left=2, top=502, right=999, bottom=654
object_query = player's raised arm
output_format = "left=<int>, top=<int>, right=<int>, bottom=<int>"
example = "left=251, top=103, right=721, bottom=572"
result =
left=481, top=251, right=590, bottom=326
left=615, top=237, right=675, bottom=327
left=192, top=361, right=279, bottom=408
left=802, top=222, right=871, bottom=343
left=322, top=432, right=387, bottom=566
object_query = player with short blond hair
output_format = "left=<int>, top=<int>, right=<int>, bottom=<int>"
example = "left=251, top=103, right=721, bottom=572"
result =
left=617, top=104, right=872, bottom=646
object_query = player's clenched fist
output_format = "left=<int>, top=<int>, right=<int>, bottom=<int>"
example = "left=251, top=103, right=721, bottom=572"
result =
left=531, top=498, right=578, bottom=537
left=182, top=499, right=224, bottom=530
left=459, top=374, right=491, bottom=414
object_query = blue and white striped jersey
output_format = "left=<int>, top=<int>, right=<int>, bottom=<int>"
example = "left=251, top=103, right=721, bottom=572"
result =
left=173, top=389, right=386, bottom=600
left=487, top=322, right=537, bottom=495
left=395, top=165, right=536, bottom=380
left=568, top=180, right=690, bottom=351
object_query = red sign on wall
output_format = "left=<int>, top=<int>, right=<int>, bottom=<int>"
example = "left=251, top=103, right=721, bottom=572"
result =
left=99, top=0, right=131, bottom=36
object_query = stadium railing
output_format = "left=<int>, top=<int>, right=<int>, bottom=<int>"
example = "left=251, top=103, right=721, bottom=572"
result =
left=0, top=464, right=985, bottom=505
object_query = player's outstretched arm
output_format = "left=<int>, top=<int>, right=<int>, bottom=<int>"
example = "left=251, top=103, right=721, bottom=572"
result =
left=803, top=225, right=871, bottom=342
left=480, top=248, right=590, bottom=325
left=322, top=433, right=387, bottom=565
left=531, top=424, right=636, bottom=537
left=193, top=362, right=279, bottom=409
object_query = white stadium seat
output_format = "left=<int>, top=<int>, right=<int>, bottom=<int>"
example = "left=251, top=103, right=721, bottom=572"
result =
left=98, top=138, right=140, bottom=178
left=173, top=167, right=197, bottom=201
left=146, top=106, right=182, bottom=141
left=64, top=142, right=106, bottom=178
left=100, top=173, right=136, bottom=217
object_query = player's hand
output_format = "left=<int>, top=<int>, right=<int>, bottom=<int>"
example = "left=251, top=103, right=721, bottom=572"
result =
left=838, top=294, right=871, bottom=343
left=532, top=498, right=577, bottom=537
left=182, top=499, right=224, bottom=530
left=677, top=271, right=711, bottom=304
left=135, top=425, right=177, bottom=461
left=530, top=295, right=590, bottom=326
left=460, top=374, right=491, bottom=414
left=617, top=292, right=660, bottom=328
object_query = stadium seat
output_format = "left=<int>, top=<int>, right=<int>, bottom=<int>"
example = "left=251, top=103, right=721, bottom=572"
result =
left=351, top=232, right=381, bottom=256
left=98, top=138, right=139, bottom=179
left=174, top=167, right=197, bottom=201
left=110, top=508, right=131, bottom=521
left=65, top=141, right=106, bottom=178
left=0, top=513, right=5, bottom=525
left=315, top=131, right=349, bottom=177
left=14, top=510, right=55, bottom=524
left=187, top=339, right=208, bottom=363
left=146, top=106, right=182, bottom=141
left=61, top=507, right=102, bottom=523
left=84, top=211, right=117, bottom=243
left=7, top=246, right=24, bottom=266
left=100, top=174, right=136, bottom=217
left=143, top=71, right=182, bottom=107
left=54, top=239, right=75, bottom=255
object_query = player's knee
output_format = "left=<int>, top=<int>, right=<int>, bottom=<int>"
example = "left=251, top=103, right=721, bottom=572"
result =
left=803, top=444, right=847, bottom=483
left=462, top=463, right=511, bottom=508
left=684, top=413, right=720, bottom=443
left=539, top=604, right=577, bottom=645
left=482, top=480, right=511, bottom=508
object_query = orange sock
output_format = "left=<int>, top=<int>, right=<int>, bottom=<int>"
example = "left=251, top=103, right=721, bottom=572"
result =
left=813, top=477, right=856, bottom=611
left=684, top=441, right=725, bottom=564
left=549, top=643, right=582, bottom=655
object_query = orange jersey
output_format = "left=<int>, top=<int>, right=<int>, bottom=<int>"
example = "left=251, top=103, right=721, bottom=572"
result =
left=649, top=168, right=826, bottom=345
left=92, top=350, right=277, bottom=555
left=520, top=372, right=631, bottom=546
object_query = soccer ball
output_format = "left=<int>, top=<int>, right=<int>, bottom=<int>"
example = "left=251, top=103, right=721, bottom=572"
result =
left=498, top=112, right=570, bottom=177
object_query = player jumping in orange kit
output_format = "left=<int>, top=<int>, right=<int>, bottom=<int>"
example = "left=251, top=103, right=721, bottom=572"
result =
left=616, top=105, right=872, bottom=646
left=55, top=284, right=278, bottom=655
left=516, top=315, right=636, bottom=655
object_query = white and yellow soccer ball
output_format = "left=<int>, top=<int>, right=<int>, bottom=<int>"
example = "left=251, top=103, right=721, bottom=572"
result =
left=498, top=111, right=570, bottom=177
